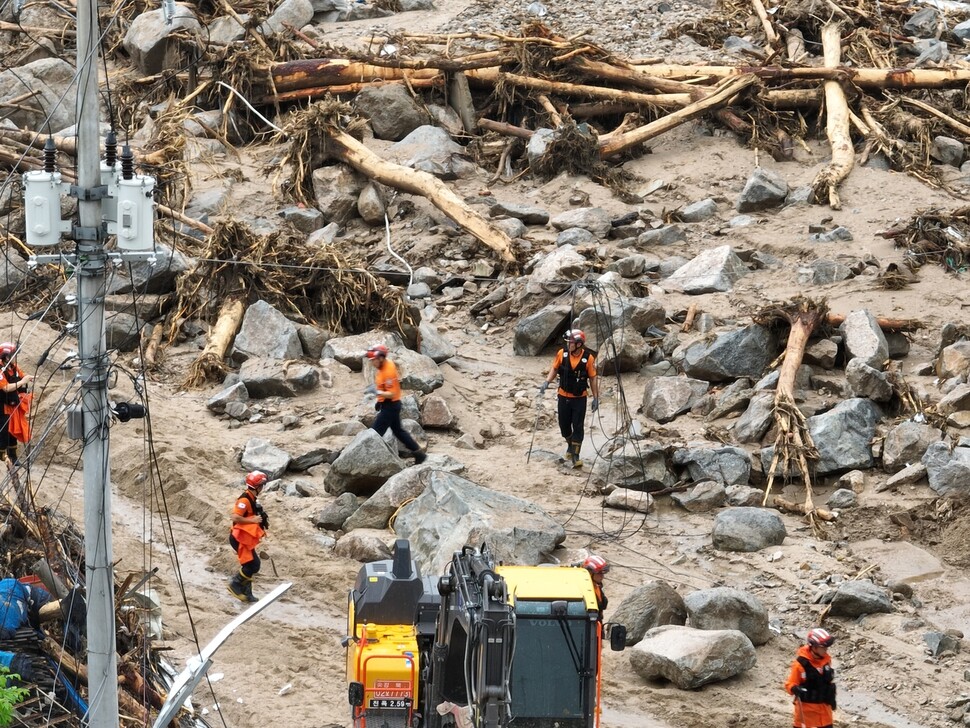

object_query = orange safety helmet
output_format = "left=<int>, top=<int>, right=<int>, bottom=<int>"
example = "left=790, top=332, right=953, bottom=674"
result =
left=366, top=344, right=389, bottom=360
left=0, top=342, right=16, bottom=359
left=807, top=628, right=834, bottom=647
left=564, top=329, right=586, bottom=345
left=583, top=554, right=609, bottom=575
left=245, top=471, right=268, bottom=490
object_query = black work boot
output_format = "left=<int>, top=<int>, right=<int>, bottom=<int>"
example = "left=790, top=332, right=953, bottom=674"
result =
left=240, top=574, right=258, bottom=603
left=558, top=441, right=574, bottom=465
left=227, top=571, right=254, bottom=602
left=570, top=441, right=583, bottom=469
left=413, top=450, right=427, bottom=465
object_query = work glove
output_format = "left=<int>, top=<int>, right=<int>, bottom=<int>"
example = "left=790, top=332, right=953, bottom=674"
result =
left=792, top=686, right=808, bottom=701
left=364, top=384, right=377, bottom=396
left=538, top=382, right=549, bottom=395
left=591, top=397, right=599, bottom=412
left=255, top=504, right=269, bottom=530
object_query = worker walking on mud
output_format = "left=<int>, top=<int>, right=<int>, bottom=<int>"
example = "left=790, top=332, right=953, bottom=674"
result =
left=228, top=471, right=270, bottom=603
left=366, top=344, right=427, bottom=464
left=583, top=555, right=609, bottom=619
left=785, top=628, right=837, bottom=728
left=0, top=342, right=33, bottom=466
left=539, top=329, right=599, bottom=468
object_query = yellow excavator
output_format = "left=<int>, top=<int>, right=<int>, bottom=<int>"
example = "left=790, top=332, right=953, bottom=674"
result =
left=344, top=539, right=626, bottom=728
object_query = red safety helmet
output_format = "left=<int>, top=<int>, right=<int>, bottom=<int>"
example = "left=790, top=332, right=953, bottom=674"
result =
left=245, top=471, right=268, bottom=489
left=807, top=628, right=835, bottom=647
left=564, top=329, right=586, bottom=345
left=366, top=344, right=389, bottom=360
left=0, top=342, right=16, bottom=359
left=583, top=555, right=609, bottom=575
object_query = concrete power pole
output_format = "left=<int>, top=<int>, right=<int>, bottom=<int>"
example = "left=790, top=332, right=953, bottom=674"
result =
left=75, top=0, right=119, bottom=721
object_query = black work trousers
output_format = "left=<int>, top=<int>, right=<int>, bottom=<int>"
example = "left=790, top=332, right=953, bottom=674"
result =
left=557, top=394, right=587, bottom=444
left=228, top=535, right=261, bottom=578
left=372, top=400, right=420, bottom=452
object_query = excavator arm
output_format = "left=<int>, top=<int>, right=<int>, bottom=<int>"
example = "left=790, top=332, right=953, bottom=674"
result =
left=424, top=544, right=516, bottom=728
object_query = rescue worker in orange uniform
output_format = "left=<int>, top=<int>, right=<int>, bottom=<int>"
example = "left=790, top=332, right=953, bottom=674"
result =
left=365, top=345, right=426, bottom=464
left=539, top=329, right=599, bottom=468
left=583, top=554, right=609, bottom=619
left=0, top=342, right=32, bottom=465
left=785, top=628, right=837, bottom=728
left=228, top=471, right=269, bottom=603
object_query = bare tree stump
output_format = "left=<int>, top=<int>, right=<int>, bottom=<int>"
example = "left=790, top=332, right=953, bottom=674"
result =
left=812, top=23, right=854, bottom=209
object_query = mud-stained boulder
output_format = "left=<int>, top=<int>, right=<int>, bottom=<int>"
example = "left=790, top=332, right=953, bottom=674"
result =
left=393, top=348, right=444, bottom=393
left=591, top=442, right=675, bottom=492
left=324, top=429, right=406, bottom=496
left=630, top=625, right=756, bottom=688
left=712, top=507, right=786, bottom=552
left=241, top=438, right=291, bottom=481
left=826, top=579, right=893, bottom=617
left=313, top=492, right=360, bottom=530
left=612, top=581, right=687, bottom=645
left=673, top=444, right=751, bottom=486
left=232, top=300, right=303, bottom=363
left=603, top=488, right=655, bottom=514
left=840, top=310, right=889, bottom=370
left=334, top=529, right=394, bottom=562
left=322, top=332, right=405, bottom=371
left=673, top=325, right=775, bottom=382
left=393, top=470, right=565, bottom=573
left=883, top=421, right=943, bottom=473
left=123, top=8, right=202, bottom=75
left=684, top=587, right=771, bottom=645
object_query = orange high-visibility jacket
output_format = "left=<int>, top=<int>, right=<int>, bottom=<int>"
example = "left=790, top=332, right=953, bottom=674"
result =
left=784, top=645, right=835, bottom=728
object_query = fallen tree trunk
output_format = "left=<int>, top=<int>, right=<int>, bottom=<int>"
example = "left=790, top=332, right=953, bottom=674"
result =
left=812, top=23, right=854, bottom=209
left=771, top=496, right=836, bottom=520
left=262, top=76, right=442, bottom=104
left=824, top=312, right=920, bottom=331
left=631, top=63, right=970, bottom=89
left=269, top=59, right=441, bottom=93
left=183, top=295, right=245, bottom=387
left=326, top=128, right=516, bottom=263
left=598, top=74, right=758, bottom=157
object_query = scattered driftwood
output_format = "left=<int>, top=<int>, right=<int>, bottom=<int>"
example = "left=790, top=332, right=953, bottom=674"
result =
left=811, top=24, right=853, bottom=210
left=876, top=206, right=970, bottom=273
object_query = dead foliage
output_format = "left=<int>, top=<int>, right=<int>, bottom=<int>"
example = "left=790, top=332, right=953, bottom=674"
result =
left=877, top=206, right=970, bottom=273
left=170, top=219, right=414, bottom=339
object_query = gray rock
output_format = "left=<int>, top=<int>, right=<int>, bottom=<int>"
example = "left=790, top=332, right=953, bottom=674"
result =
left=123, top=8, right=201, bottom=75
left=629, top=625, right=757, bottom=689
left=259, top=0, right=313, bottom=35
left=207, top=382, right=249, bottom=414
left=334, top=529, right=393, bottom=562
left=939, top=383, right=970, bottom=411
left=679, top=198, right=718, bottom=222
left=663, top=245, right=748, bottom=294
left=923, top=631, right=960, bottom=657
left=237, top=358, right=317, bottom=398
left=827, top=580, right=892, bottom=617
left=673, top=445, right=751, bottom=486
left=904, top=7, right=939, bottom=38
left=826, top=488, right=857, bottom=509
left=637, top=225, right=686, bottom=246
left=642, top=376, right=709, bottom=423
left=493, top=217, right=527, bottom=239
left=0, top=249, right=28, bottom=299
left=322, top=332, right=404, bottom=371
left=357, top=183, right=386, bottom=225
left=724, top=484, right=765, bottom=507
left=732, top=392, right=774, bottom=444
left=798, top=259, right=852, bottom=285
left=556, top=227, right=598, bottom=247
left=805, top=339, right=838, bottom=369
left=549, top=207, right=612, bottom=238
left=604, top=488, right=655, bottom=513
left=764, top=398, right=881, bottom=476
left=674, top=325, right=775, bottom=382
left=232, top=300, right=303, bottom=363
left=845, top=358, right=893, bottom=402
left=883, top=421, right=943, bottom=473
left=922, top=441, right=970, bottom=496
left=342, top=460, right=463, bottom=531
left=955, top=18, right=970, bottom=42
left=280, top=205, right=324, bottom=233
left=712, top=507, right=786, bottom=552
left=417, top=321, right=456, bottom=363
left=489, top=200, right=549, bottom=225
left=670, top=481, right=726, bottom=512
left=684, top=587, right=771, bottom=645
left=931, top=135, right=964, bottom=168
left=574, top=297, right=665, bottom=351
left=297, top=325, right=332, bottom=360
left=591, top=442, right=676, bottom=492
left=111, top=243, right=190, bottom=295
left=311, top=165, right=365, bottom=223
left=529, top=245, right=590, bottom=290
left=241, top=437, right=291, bottom=480
left=324, top=428, right=406, bottom=496
left=387, top=126, right=475, bottom=179
left=736, top=167, right=789, bottom=212
left=313, top=492, right=359, bottom=530
left=597, top=329, right=650, bottom=373
left=608, top=254, right=648, bottom=278
left=512, top=304, right=572, bottom=356
left=939, top=340, right=970, bottom=379
left=881, top=462, right=927, bottom=490
left=394, top=470, right=565, bottom=574
left=354, top=84, right=428, bottom=141
left=611, top=581, right=687, bottom=645
left=105, top=312, right=143, bottom=352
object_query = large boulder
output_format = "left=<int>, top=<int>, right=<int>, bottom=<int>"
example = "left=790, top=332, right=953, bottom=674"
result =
left=123, top=8, right=202, bottom=75
left=324, top=429, right=407, bottom=496
left=590, top=442, right=676, bottom=492
left=232, top=300, right=303, bottom=362
left=684, top=587, right=771, bottom=646
left=711, top=507, right=786, bottom=552
left=629, top=625, right=757, bottom=689
left=393, top=470, right=565, bottom=573
left=673, top=325, right=775, bottom=382
left=611, top=581, right=687, bottom=645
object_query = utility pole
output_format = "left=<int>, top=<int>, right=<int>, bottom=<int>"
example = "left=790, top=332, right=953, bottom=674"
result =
left=75, top=0, right=118, bottom=721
